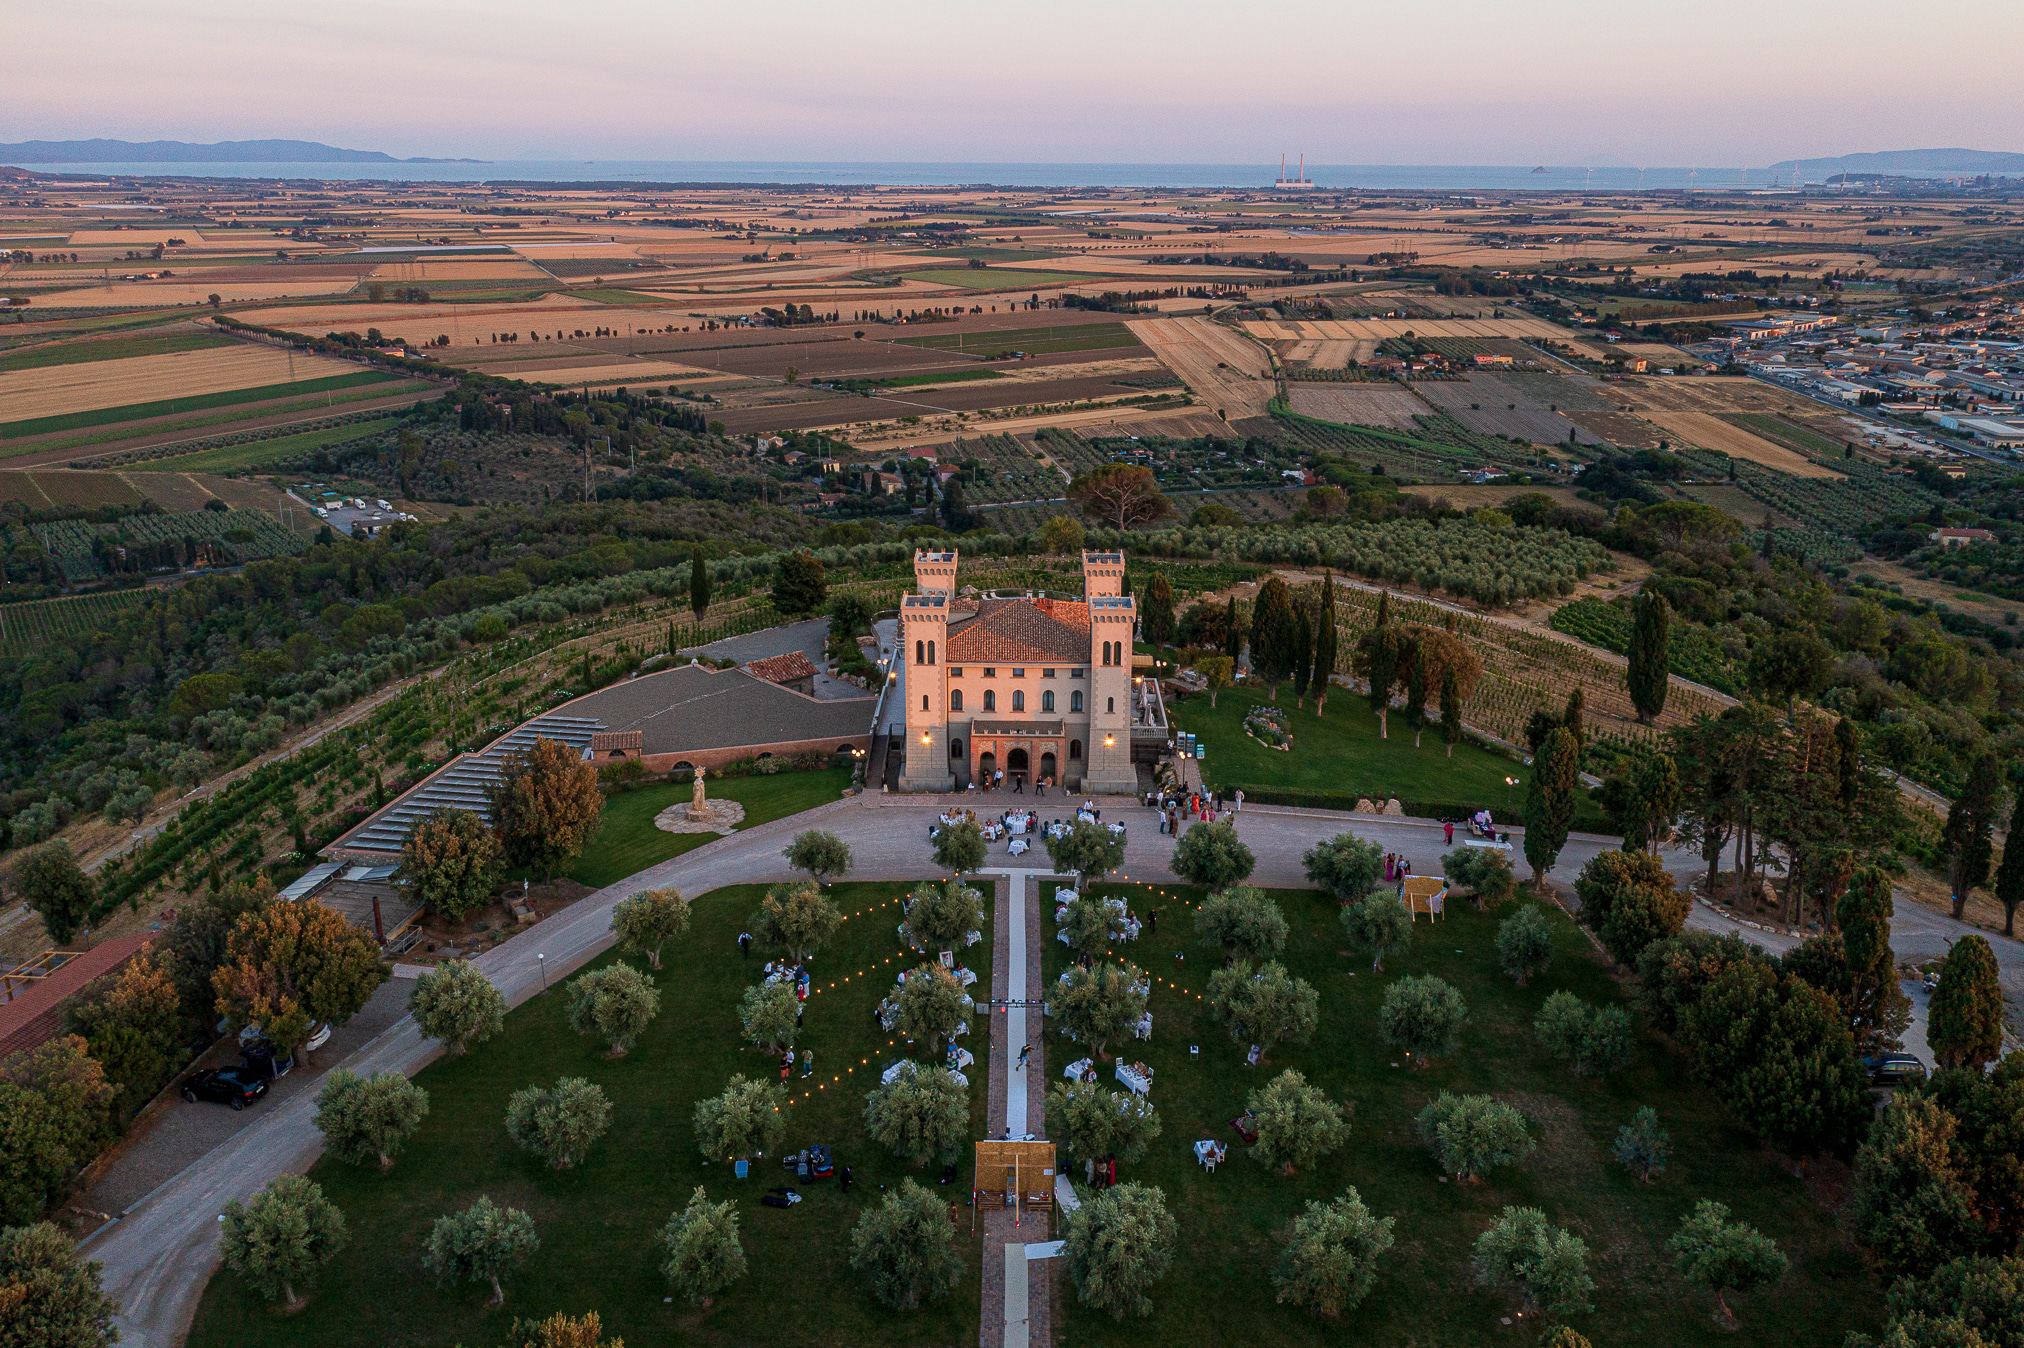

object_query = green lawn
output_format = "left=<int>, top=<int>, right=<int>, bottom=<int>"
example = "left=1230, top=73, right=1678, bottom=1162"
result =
left=0, top=332, right=232, bottom=372
left=1041, top=883, right=1877, bottom=1347
left=127, top=415, right=405, bottom=474
left=565, top=768, right=853, bottom=889
left=0, top=371, right=399, bottom=439
left=187, top=879, right=992, bottom=1348
left=1169, top=684, right=1582, bottom=822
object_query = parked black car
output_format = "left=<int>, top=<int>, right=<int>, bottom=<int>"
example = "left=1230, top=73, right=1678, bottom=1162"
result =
left=181, top=1067, right=271, bottom=1110
left=1862, top=1053, right=1928, bottom=1085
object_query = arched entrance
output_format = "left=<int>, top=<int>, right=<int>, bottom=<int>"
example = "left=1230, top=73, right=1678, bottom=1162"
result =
left=978, top=750, right=997, bottom=786
left=1007, top=746, right=1029, bottom=790
left=1039, top=751, right=1057, bottom=786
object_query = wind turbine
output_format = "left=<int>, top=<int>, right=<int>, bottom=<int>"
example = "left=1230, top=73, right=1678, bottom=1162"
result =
left=1636, top=166, right=1647, bottom=192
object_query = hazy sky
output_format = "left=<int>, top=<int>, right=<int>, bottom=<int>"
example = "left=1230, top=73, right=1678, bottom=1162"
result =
left=13, top=0, right=2023, bottom=164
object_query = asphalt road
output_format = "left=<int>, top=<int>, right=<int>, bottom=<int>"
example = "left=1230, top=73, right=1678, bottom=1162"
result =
left=84, top=794, right=2024, bottom=1346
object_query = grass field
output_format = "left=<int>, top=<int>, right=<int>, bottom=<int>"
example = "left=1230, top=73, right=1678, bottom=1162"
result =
left=1169, top=685, right=1571, bottom=818
left=872, top=370, right=1004, bottom=389
left=0, top=332, right=232, bottom=372
left=564, top=768, right=852, bottom=889
left=901, top=268, right=1101, bottom=290
left=891, top=323, right=1140, bottom=359
left=1042, top=883, right=1875, bottom=1347
left=187, top=879, right=991, bottom=1348
left=2, top=381, right=432, bottom=460
left=128, top=415, right=407, bottom=474
left=0, top=371, right=399, bottom=439
left=1722, top=412, right=1850, bottom=461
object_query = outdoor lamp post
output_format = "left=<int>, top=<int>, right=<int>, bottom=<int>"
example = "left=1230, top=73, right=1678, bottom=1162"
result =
left=537, top=953, right=547, bottom=989
left=1505, top=776, right=1517, bottom=809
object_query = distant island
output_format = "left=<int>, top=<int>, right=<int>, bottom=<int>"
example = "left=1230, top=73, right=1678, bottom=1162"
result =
left=0, top=138, right=482, bottom=164
left=1767, top=147, right=2024, bottom=179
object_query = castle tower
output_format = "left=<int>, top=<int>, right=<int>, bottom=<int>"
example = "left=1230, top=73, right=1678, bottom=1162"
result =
left=913, top=548, right=958, bottom=596
left=1083, top=591, right=1138, bottom=795
left=1081, top=549, right=1125, bottom=598
left=898, top=589, right=954, bottom=792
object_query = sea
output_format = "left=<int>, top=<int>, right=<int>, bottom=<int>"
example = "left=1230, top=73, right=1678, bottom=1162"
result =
left=30, top=161, right=1781, bottom=192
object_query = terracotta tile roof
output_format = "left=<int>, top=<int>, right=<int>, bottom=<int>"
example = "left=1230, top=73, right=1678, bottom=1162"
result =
left=946, top=598, right=1090, bottom=664
left=0, top=932, right=155, bottom=1061
left=744, top=651, right=818, bottom=685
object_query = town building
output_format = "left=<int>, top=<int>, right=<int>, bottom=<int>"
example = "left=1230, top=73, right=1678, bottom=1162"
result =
left=897, top=550, right=1155, bottom=794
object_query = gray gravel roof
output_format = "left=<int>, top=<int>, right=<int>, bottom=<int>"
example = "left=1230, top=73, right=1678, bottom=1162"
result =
left=565, top=663, right=873, bottom=757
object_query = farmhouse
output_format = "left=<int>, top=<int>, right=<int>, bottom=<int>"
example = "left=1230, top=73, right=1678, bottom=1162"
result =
left=896, top=549, right=1162, bottom=794
left=1930, top=527, right=1997, bottom=547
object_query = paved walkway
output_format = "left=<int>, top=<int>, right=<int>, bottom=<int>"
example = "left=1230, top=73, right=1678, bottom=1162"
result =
left=83, top=791, right=2024, bottom=1346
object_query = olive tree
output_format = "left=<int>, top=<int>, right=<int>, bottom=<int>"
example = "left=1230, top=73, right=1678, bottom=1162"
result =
left=783, top=830, right=853, bottom=885
left=505, top=1077, right=612, bottom=1169
left=1194, top=886, right=1288, bottom=964
left=1271, top=1186, right=1395, bottom=1319
left=1615, top=1106, right=1672, bottom=1182
left=1055, top=962, right=1150, bottom=1061
left=891, top=964, right=968, bottom=1057
left=863, top=1066, right=969, bottom=1167
left=1417, top=1093, right=1536, bottom=1182
left=313, top=1070, right=429, bottom=1170
left=1496, top=906, right=1555, bottom=986
left=931, top=821, right=988, bottom=876
left=424, top=1196, right=538, bottom=1305
left=692, top=1074, right=787, bottom=1161
left=1059, top=891, right=1128, bottom=959
left=1046, top=1079, right=1162, bottom=1168
left=1207, top=961, right=1318, bottom=1063
left=1342, top=898, right=1413, bottom=973
left=0, top=1222, right=118, bottom=1346
left=1670, top=1199, right=1787, bottom=1326
left=1302, top=833, right=1384, bottom=903
left=409, top=960, right=505, bottom=1056
left=1062, top=1182, right=1177, bottom=1321
left=1171, top=821, right=1255, bottom=889
left=1534, top=991, right=1632, bottom=1078
left=1047, top=819, right=1128, bottom=885
left=904, top=879, right=985, bottom=952
left=661, top=1186, right=746, bottom=1308
left=1249, top=1069, right=1350, bottom=1176
left=566, top=962, right=660, bottom=1057
left=1472, top=1206, right=1594, bottom=1317
left=849, top=1178, right=963, bottom=1310
left=610, top=887, right=690, bottom=969
left=751, top=881, right=843, bottom=961
left=737, top=980, right=799, bottom=1055
left=219, top=1174, right=348, bottom=1310
left=1379, top=975, right=1467, bottom=1066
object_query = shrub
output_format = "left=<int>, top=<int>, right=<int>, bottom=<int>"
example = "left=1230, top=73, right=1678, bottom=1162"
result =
left=1416, top=1093, right=1536, bottom=1181
left=1378, top=975, right=1467, bottom=1066
left=505, top=1078, right=611, bottom=1169
left=1271, top=1186, right=1395, bottom=1318
left=1496, top=905, right=1554, bottom=985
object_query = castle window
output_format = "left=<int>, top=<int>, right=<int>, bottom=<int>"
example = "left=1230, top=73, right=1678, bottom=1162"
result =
left=921, top=695, right=929, bottom=711
left=1072, top=668, right=1085, bottom=678
left=1107, top=697, right=1115, bottom=713
left=1042, top=690, right=1055, bottom=712
left=1044, top=668, right=1055, bottom=678
left=950, top=737, right=963, bottom=760
left=1013, top=690, right=1025, bottom=712
left=951, top=690, right=963, bottom=712
left=950, top=668, right=963, bottom=677
left=915, top=640, right=924, bottom=664
left=927, top=640, right=936, bottom=665
left=1071, top=690, right=1083, bottom=713
left=983, top=667, right=996, bottom=678
left=1012, top=668, right=1024, bottom=679
left=984, top=690, right=996, bottom=712
left=1070, top=739, right=1082, bottom=759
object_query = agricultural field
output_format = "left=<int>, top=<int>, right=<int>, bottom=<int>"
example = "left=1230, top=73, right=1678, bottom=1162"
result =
left=1548, top=595, right=1740, bottom=692
left=0, top=588, right=155, bottom=657
left=1678, top=452, right=1942, bottom=533
left=1128, top=317, right=1275, bottom=419
left=127, top=414, right=409, bottom=474
left=1285, top=384, right=1428, bottom=429
left=1415, top=376, right=1604, bottom=445
left=1643, top=411, right=1839, bottom=477
left=33, top=506, right=307, bottom=581
left=0, top=331, right=233, bottom=372
left=895, top=267, right=1100, bottom=289
left=891, top=321, right=1143, bottom=359
left=0, top=370, right=402, bottom=443
left=0, top=469, right=145, bottom=509
left=1721, top=412, right=1852, bottom=460
left=0, top=342, right=371, bottom=423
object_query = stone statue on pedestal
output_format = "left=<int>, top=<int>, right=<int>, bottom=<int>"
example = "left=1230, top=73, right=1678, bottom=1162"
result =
left=686, top=765, right=709, bottom=821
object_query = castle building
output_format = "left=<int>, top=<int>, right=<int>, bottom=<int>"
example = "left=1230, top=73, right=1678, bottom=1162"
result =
left=897, top=549, right=1150, bottom=795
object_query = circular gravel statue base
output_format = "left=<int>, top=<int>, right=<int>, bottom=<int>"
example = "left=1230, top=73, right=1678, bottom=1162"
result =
left=654, top=800, right=745, bottom=836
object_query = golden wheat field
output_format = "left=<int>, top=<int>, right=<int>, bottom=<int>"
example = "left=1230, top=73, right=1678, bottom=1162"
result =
left=0, top=344, right=367, bottom=421
left=1644, top=411, right=1842, bottom=477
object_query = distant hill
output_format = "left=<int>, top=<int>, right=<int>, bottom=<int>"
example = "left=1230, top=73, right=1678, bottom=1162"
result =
left=0, top=139, right=479, bottom=164
left=1767, top=148, right=2024, bottom=180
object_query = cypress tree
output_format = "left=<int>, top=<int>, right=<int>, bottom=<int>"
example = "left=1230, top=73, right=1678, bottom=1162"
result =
left=1251, top=578, right=1297, bottom=702
left=1994, top=790, right=2024, bottom=938
left=1440, top=665, right=1463, bottom=758
left=1142, top=571, right=1175, bottom=657
left=1627, top=590, right=1671, bottom=725
left=1928, top=934, right=2004, bottom=1069
left=1224, top=596, right=1241, bottom=663
left=1941, top=753, right=2002, bottom=920
left=1837, top=866, right=1909, bottom=1054
left=1404, top=639, right=1430, bottom=748
left=1362, top=593, right=1400, bottom=739
left=690, top=548, right=711, bottom=622
left=1312, top=572, right=1338, bottom=718
left=1563, top=686, right=1586, bottom=750
left=1524, top=728, right=1579, bottom=887
left=1291, top=607, right=1313, bottom=706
